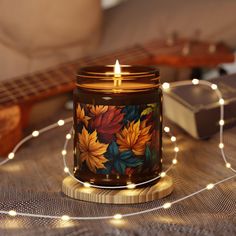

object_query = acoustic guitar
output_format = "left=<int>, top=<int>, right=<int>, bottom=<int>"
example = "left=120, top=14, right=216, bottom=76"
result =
left=0, top=38, right=233, bottom=156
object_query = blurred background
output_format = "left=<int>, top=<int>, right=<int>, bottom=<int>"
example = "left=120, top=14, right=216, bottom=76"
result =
left=0, top=0, right=236, bottom=142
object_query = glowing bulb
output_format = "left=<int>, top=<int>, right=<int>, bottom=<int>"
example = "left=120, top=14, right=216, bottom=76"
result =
left=61, top=150, right=67, bottom=156
left=127, top=183, right=136, bottom=189
left=113, top=214, right=122, bottom=220
left=163, top=202, right=172, bottom=209
left=171, top=136, right=176, bottom=142
left=172, top=159, right=178, bottom=164
left=58, top=120, right=65, bottom=126
left=226, top=163, right=231, bottom=168
left=219, top=99, right=224, bottom=105
left=192, top=79, right=199, bottom=85
left=61, top=215, right=70, bottom=221
left=206, top=183, right=214, bottom=190
left=64, top=167, right=69, bottom=173
left=114, top=60, right=121, bottom=77
left=164, top=126, right=170, bottom=133
left=66, top=134, right=72, bottom=140
left=219, top=143, right=224, bottom=149
left=219, top=120, right=224, bottom=126
left=8, top=152, right=15, bottom=160
left=83, top=182, right=91, bottom=188
left=32, top=130, right=39, bottom=137
left=160, top=172, right=166, bottom=178
left=162, top=82, right=170, bottom=90
left=174, top=147, right=179, bottom=152
left=8, top=210, right=17, bottom=216
left=211, top=84, right=218, bottom=90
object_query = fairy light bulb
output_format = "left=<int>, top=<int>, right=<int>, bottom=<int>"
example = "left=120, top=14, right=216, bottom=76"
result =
left=171, top=136, right=176, bottom=142
left=172, top=159, right=177, bottom=164
left=226, top=163, right=231, bottom=168
left=164, top=126, right=170, bottom=133
left=66, top=134, right=72, bottom=140
left=8, top=210, right=17, bottom=216
left=163, top=202, right=172, bottom=209
left=61, top=215, right=70, bottom=221
left=219, top=99, right=225, bottom=105
left=160, top=172, right=166, bottom=178
left=32, top=130, right=39, bottom=137
left=174, top=147, right=179, bottom=152
left=8, top=152, right=15, bottom=160
left=113, top=214, right=122, bottom=220
left=162, top=82, right=170, bottom=90
left=206, top=183, right=214, bottom=190
left=61, top=150, right=67, bottom=156
left=64, top=167, right=69, bottom=173
left=219, top=143, right=224, bottom=149
left=58, top=120, right=65, bottom=126
left=192, top=79, right=199, bottom=85
left=83, top=182, right=91, bottom=188
left=211, top=84, right=218, bottom=90
left=219, top=120, right=224, bottom=126
left=127, top=183, right=136, bottom=189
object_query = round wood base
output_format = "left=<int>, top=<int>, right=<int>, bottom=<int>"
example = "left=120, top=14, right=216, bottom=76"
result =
left=62, top=176, right=173, bottom=204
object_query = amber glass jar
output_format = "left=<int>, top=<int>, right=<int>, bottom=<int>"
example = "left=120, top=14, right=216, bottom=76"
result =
left=73, top=65, right=162, bottom=187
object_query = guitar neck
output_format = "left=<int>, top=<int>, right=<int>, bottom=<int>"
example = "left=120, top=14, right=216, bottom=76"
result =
left=0, top=38, right=233, bottom=107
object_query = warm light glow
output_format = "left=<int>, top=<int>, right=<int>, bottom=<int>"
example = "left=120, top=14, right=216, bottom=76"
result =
left=174, top=147, right=179, bottom=152
left=206, top=183, right=214, bottom=190
left=58, top=120, right=65, bottom=126
left=171, top=136, right=176, bottom=142
left=172, top=159, right=177, bottom=164
left=114, top=60, right=121, bottom=77
left=219, top=99, right=225, bottom=105
left=127, top=183, right=136, bottom=189
left=113, top=214, right=122, bottom=220
left=66, top=134, right=72, bottom=140
left=8, top=210, right=17, bottom=216
left=192, top=79, right=199, bottom=85
left=219, top=143, right=224, bottom=149
left=219, top=120, right=224, bottom=126
left=8, top=152, right=15, bottom=160
left=211, top=84, right=218, bottom=90
left=226, top=163, right=231, bottom=168
left=163, top=202, right=172, bottom=209
left=83, top=182, right=91, bottom=188
left=160, top=172, right=166, bottom=178
left=32, top=131, right=39, bottom=137
left=61, top=150, right=67, bottom=156
left=61, top=215, right=70, bottom=221
left=162, top=82, right=170, bottom=90
left=64, top=167, right=69, bottom=173
left=164, top=126, right=170, bottom=133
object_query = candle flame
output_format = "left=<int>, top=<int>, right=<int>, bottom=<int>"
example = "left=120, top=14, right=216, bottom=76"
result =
left=114, top=60, right=121, bottom=77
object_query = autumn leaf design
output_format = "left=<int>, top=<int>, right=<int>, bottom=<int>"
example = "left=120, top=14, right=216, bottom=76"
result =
left=122, top=105, right=140, bottom=125
left=90, top=105, right=108, bottom=116
left=97, top=142, right=143, bottom=175
left=76, top=104, right=90, bottom=127
left=116, top=119, right=152, bottom=155
left=79, top=127, right=108, bottom=173
left=91, top=106, right=124, bottom=143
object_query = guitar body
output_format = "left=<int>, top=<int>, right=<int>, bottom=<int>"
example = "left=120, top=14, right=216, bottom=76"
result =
left=0, top=105, right=22, bottom=156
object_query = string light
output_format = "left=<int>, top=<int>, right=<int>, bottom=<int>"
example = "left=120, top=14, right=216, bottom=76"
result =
left=61, top=150, right=67, bottom=156
left=171, top=136, right=176, bottom=142
left=192, top=79, right=199, bottom=85
left=211, top=84, right=218, bottom=90
left=219, top=120, right=224, bottom=126
left=113, top=214, right=122, bottom=220
left=0, top=80, right=235, bottom=222
left=32, top=131, right=39, bottom=137
left=8, top=152, right=15, bottom=160
left=162, top=82, right=170, bottom=90
left=127, top=183, right=136, bottom=189
left=83, top=182, right=91, bottom=188
left=206, top=183, right=214, bottom=190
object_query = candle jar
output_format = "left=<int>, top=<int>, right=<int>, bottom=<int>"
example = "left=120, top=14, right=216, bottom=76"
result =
left=73, top=65, right=162, bottom=187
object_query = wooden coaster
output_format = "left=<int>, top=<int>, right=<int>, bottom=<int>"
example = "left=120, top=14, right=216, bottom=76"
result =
left=62, top=176, right=173, bottom=204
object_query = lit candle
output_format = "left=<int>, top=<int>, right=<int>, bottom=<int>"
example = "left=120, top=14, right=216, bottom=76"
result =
left=74, top=61, right=162, bottom=187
